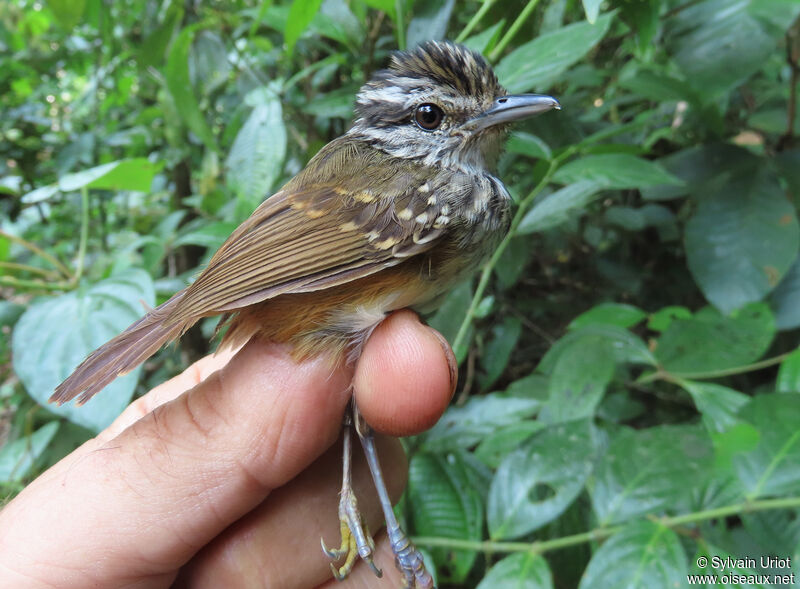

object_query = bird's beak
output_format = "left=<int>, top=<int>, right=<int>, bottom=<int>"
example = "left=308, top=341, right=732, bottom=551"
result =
left=465, top=94, right=561, bottom=131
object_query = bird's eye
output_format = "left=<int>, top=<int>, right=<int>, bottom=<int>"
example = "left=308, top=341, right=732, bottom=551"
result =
left=414, top=103, right=444, bottom=130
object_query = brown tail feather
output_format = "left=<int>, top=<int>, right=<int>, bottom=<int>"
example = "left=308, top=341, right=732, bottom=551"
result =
left=50, top=291, right=193, bottom=405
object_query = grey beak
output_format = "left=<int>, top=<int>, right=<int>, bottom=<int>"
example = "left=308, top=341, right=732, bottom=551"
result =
left=466, top=94, right=561, bottom=131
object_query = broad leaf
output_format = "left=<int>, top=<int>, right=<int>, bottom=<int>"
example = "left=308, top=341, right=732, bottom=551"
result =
left=420, top=393, right=541, bottom=452
left=407, top=451, right=484, bottom=582
left=165, top=26, right=217, bottom=151
left=569, top=303, right=646, bottom=330
left=654, top=304, right=775, bottom=374
left=770, top=257, right=800, bottom=330
left=552, top=154, right=683, bottom=190
left=540, top=334, right=615, bottom=423
left=406, top=0, right=455, bottom=50
left=777, top=349, right=800, bottom=393
left=0, top=422, right=60, bottom=482
left=579, top=521, right=687, bottom=588
left=488, top=419, right=594, bottom=539
left=477, top=553, right=554, bottom=589
left=496, top=13, right=613, bottom=93
left=679, top=380, right=750, bottom=433
left=518, top=181, right=603, bottom=234
left=685, top=168, right=799, bottom=313
left=285, top=0, right=324, bottom=53
left=732, top=394, right=800, bottom=499
left=225, top=86, right=287, bottom=206
left=12, top=270, right=155, bottom=432
left=590, top=425, right=714, bottom=525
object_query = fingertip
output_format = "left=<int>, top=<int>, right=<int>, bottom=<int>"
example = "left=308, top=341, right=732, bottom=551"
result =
left=354, top=311, right=455, bottom=437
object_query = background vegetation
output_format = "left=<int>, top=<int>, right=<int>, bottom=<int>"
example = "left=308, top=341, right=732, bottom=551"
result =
left=2, top=0, right=800, bottom=586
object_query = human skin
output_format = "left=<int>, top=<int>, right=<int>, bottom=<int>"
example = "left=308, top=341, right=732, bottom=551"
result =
left=0, top=310, right=455, bottom=588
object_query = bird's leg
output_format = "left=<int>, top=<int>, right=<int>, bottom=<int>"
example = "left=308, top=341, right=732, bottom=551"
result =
left=353, top=406, right=435, bottom=589
left=321, top=403, right=382, bottom=580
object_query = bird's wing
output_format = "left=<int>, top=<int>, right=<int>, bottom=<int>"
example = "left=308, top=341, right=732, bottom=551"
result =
left=167, top=140, right=471, bottom=321
left=51, top=141, right=475, bottom=405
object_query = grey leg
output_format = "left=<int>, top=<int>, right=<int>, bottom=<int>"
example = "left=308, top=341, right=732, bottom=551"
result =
left=353, top=406, right=435, bottom=589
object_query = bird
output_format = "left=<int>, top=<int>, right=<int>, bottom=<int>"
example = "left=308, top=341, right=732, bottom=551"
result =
left=51, top=40, right=560, bottom=588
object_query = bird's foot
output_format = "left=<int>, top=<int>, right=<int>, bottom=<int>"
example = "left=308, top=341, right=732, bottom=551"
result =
left=386, top=521, right=434, bottom=589
left=321, top=482, right=382, bottom=580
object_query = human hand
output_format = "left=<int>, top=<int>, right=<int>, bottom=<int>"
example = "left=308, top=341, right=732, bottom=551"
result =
left=0, top=310, right=455, bottom=588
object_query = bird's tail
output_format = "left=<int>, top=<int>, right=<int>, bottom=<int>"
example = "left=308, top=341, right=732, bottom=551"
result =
left=50, top=291, right=193, bottom=405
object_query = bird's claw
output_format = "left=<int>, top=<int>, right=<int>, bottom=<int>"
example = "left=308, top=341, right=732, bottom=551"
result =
left=321, top=486, right=383, bottom=581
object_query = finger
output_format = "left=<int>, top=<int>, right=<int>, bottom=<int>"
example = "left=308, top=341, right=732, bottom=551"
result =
left=354, top=310, right=456, bottom=436
left=99, top=345, right=240, bottom=442
left=176, top=435, right=407, bottom=588
left=0, top=340, right=354, bottom=588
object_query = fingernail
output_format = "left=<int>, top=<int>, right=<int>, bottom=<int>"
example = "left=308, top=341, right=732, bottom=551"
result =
left=430, top=329, right=458, bottom=398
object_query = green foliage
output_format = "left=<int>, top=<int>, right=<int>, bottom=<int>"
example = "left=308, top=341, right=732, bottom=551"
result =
left=2, top=0, right=800, bottom=586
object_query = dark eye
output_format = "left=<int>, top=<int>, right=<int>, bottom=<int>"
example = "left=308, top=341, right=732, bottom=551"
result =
left=414, top=103, right=444, bottom=130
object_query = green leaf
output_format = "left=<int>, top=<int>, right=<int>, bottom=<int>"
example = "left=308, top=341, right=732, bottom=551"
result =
left=582, top=0, right=602, bottom=23
left=641, top=144, right=759, bottom=202
left=46, top=0, right=86, bottom=29
left=647, top=305, right=692, bottom=332
left=517, top=181, right=603, bottom=234
left=679, top=380, right=750, bottom=433
left=685, top=169, right=799, bottom=313
left=463, top=20, right=505, bottom=55
left=173, top=221, right=238, bottom=250
left=361, top=0, right=394, bottom=13
left=667, top=0, right=791, bottom=96
left=539, top=325, right=656, bottom=372
left=475, top=421, right=545, bottom=468
left=165, top=26, right=217, bottom=151
left=61, top=159, right=163, bottom=192
left=407, top=451, right=483, bottom=582
left=777, top=349, right=800, bottom=393
left=590, top=425, right=714, bottom=525
left=477, top=553, right=554, bottom=589
left=655, top=304, right=776, bottom=374
left=189, top=31, right=232, bottom=97
left=420, top=393, right=541, bottom=452
left=733, top=393, right=800, bottom=498
left=770, top=257, right=800, bottom=330
left=406, top=0, right=455, bottom=50
left=12, top=270, right=156, bottom=432
left=488, top=419, right=594, bottom=539
left=552, top=154, right=683, bottom=190
left=507, top=132, right=551, bottom=161
left=225, top=86, right=287, bottom=205
left=496, top=13, right=612, bottom=93
left=540, top=334, right=615, bottom=423
left=569, top=303, right=646, bottom=330
left=285, top=0, right=324, bottom=53
left=614, top=0, right=659, bottom=51
left=579, top=521, right=687, bottom=588
left=428, top=281, right=473, bottom=363
left=479, top=317, right=522, bottom=390
left=139, top=3, right=183, bottom=67
left=0, top=422, right=60, bottom=482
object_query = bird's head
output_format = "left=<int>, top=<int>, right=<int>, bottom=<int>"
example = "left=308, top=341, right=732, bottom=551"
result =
left=349, top=41, right=559, bottom=172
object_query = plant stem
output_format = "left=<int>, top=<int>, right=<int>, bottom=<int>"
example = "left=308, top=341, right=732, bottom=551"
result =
left=0, top=276, right=71, bottom=291
left=71, top=187, right=90, bottom=285
left=637, top=351, right=793, bottom=385
left=488, top=0, right=540, bottom=62
left=413, top=496, right=800, bottom=555
left=395, top=0, right=406, bottom=50
left=0, top=262, right=58, bottom=278
left=455, top=0, right=496, bottom=43
left=0, top=230, right=72, bottom=279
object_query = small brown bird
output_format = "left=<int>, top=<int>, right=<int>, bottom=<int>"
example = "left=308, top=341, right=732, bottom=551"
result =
left=52, top=41, right=559, bottom=588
